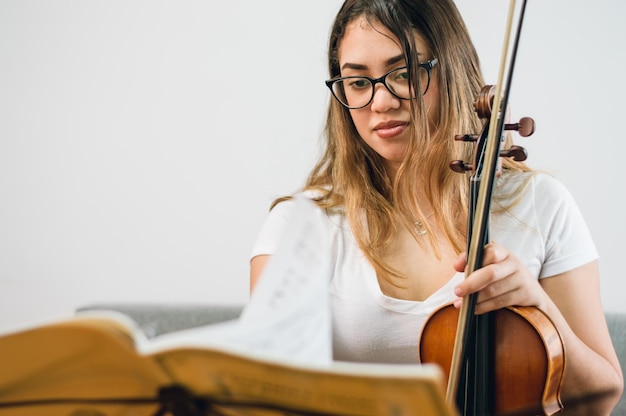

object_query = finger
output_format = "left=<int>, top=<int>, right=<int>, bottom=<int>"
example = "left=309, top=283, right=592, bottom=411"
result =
left=473, top=289, right=518, bottom=314
left=455, top=254, right=518, bottom=298
left=480, top=243, right=509, bottom=266
left=453, top=251, right=467, bottom=273
left=453, top=245, right=504, bottom=294
left=454, top=243, right=512, bottom=296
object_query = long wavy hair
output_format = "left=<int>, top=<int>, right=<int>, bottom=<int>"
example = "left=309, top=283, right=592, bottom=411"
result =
left=275, top=0, right=530, bottom=284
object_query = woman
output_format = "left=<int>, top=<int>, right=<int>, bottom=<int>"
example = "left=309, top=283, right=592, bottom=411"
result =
left=250, top=0, right=623, bottom=412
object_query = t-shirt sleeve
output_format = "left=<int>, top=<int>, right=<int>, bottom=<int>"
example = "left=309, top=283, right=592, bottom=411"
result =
left=534, top=174, right=598, bottom=278
left=250, top=198, right=297, bottom=260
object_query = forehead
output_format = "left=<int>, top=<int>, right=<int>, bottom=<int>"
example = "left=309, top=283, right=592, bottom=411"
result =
left=338, top=17, right=430, bottom=65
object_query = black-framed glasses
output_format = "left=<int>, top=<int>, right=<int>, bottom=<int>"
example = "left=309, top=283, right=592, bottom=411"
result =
left=325, top=58, right=438, bottom=109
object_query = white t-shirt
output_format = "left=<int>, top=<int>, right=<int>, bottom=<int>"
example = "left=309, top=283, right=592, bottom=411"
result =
left=250, top=172, right=598, bottom=364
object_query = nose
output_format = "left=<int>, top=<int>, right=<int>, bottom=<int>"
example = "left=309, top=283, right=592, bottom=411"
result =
left=369, top=83, right=401, bottom=112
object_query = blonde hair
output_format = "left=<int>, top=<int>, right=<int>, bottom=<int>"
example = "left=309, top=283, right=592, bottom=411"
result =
left=275, top=0, right=531, bottom=283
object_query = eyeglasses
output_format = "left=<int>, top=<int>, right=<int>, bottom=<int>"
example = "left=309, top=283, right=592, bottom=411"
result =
left=325, top=58, right=438, bottom=110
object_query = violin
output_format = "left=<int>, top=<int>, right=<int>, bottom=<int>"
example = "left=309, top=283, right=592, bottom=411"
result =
left=418, top=1, right=566, bottom=415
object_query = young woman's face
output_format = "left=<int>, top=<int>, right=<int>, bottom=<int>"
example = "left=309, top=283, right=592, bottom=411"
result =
left=338, top=17, right=438, bottom=174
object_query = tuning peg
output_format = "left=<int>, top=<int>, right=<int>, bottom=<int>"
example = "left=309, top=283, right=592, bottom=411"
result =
left=450, top=160, right=473, bottom=173
left=456, top=116, right=535, bottom=141
left=454, top=134, right=479, bottom=142
left=504, top=117, right=535, bottom=137
left=500, top=145, right=528, bottom=161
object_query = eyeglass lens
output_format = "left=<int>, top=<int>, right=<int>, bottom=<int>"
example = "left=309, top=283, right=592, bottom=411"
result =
left=331, top=66, right=429, bottom=109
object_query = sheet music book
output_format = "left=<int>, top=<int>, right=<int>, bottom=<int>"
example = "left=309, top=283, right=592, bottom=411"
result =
left=0, top=196, right=454, bottom=416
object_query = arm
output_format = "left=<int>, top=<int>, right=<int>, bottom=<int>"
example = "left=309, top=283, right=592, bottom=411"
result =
left=454, top=248, right=623, bottom=414
left=250, top=254, right=271, bottom=294
left=249, top=198, right=298, bottom=294
left=540, top=261, right=623, bottom=413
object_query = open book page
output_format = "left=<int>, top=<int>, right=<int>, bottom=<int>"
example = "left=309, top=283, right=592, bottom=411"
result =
left=141, top=196, right=332, bottom=365
left=138, top=197, right=453, bottom=415
left=0, top=316, right=170, bottom=414
left=156, top=353, right=452, bottom=416
left=0, top=197, right=454, bottom=415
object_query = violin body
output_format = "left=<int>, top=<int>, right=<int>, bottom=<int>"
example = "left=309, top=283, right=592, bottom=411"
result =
left=419, top=303, right=565, bottom=415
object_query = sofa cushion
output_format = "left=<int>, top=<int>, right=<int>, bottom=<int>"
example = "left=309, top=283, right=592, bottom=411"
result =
left=76, top=303, right=243, bottom=339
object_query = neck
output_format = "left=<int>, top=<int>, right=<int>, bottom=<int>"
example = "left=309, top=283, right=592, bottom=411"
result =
left=385, top=160, right=401, bottom=184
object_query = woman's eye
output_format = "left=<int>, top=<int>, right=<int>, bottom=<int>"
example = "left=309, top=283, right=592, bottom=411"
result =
left=394, top=70, right=409, bottom=81
left=348, top=79, right=370, bottom=89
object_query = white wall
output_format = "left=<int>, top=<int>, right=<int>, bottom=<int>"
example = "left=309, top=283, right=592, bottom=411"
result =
left=1, top=1, right=624, bottom=332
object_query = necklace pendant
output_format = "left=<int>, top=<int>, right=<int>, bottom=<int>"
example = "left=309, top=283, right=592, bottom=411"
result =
left=415, top=221, right=427, bottom=236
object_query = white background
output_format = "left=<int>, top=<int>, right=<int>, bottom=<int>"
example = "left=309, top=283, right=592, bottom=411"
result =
left=1, top=1, right=624, bottom=332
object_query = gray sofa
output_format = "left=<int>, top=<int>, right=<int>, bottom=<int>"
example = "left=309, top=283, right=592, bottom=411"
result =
left=77, top=304, right=626, bottom=415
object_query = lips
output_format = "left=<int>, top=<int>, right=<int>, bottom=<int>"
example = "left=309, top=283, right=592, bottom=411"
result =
left=373, top=120, right=409, bottom=139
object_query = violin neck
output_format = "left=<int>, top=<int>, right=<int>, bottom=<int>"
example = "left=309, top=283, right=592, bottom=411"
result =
left=454, top=177, right=496, bottom=415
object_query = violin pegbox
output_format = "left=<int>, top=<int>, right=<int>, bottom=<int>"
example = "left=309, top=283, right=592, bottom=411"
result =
left=450, top=85, right=536, bottom=174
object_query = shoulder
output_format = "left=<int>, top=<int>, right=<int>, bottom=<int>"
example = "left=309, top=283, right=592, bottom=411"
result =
left=262, top=191, right=320, bottom=230
left=251, top=190, right=345, bottom=259
left=269, top=189, right=338, bottom=215
left=495, top=171, right=586, bottom=229
left=494, top=171, right=597, bottom=277
left=496, top=170, right=561, bottom=192
left=496, top=171, right=572, bottom=207
left=493, top=170, right=592, bottom=245
left=272, top=188, right=346, bottom=218
left=528, top=171, right=571, bottom=197
left=527, top=172, right=581, bottom=218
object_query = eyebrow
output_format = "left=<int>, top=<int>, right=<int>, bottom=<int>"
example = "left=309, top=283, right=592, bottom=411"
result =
left=341, top=54, right=408, bottom=71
